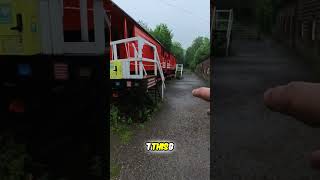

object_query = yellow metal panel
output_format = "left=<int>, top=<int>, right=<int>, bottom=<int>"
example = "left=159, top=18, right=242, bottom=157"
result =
left=22, top=0, right=41, bottom=55
left=0, top=0, right=40, bottom=55
left=110, top=60, right=123, bottom=79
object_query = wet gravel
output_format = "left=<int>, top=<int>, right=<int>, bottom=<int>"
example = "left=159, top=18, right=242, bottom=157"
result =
left=212, top=39, right=320, bottom=179
left=113, top=72, right=210, bottom=180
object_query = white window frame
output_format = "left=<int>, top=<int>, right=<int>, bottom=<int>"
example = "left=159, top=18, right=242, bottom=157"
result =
left=39, top=0, right=106, bottom=55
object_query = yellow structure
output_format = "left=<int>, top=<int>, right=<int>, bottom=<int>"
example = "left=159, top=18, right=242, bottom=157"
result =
left=110, top=60, right=123, bottom=79
left=0, top=0, right=40, bottom=55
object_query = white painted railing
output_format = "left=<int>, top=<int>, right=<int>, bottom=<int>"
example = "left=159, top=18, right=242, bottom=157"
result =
left=175, top=64, right=184, bottom=78
left=110, top=36, right=166, bottom=99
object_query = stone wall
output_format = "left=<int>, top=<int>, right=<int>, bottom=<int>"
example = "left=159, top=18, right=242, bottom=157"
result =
left=195, top=59, right=210, bottom=81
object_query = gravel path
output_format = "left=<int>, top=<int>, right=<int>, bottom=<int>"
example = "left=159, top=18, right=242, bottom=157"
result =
left=112, top=72, right=210, bottom=180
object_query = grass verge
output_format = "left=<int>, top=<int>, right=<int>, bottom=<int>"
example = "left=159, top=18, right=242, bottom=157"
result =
left=110, top=161, right=121, bottom=179
left=110, top=94, right=162, bottom=145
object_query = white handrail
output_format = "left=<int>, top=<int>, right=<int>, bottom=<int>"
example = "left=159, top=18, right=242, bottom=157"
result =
left=143, top=66, right=147, bottom=76
left=175, top=64, right=184, bottom=78
left=110, top=36, right=166, bottom=99
left=155, top=48, right=166, bottom=89
left=226, top=9, right=233, bottom=56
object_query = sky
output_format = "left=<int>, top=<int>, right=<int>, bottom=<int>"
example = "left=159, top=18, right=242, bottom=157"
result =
left=112, top=0, right=210, bottom=49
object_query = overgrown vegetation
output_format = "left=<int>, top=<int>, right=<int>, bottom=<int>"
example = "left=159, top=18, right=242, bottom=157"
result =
left=110, top=93, right=161, bottom=144
left=171, top=42, right=185, bottom=64
left=110, top=161, right=121, bottom=179
left=152, top=24, right=174, bottom=51
left=138, top=21, right=210, bottom=69
left=110, top=105, right=133, bottom=144
left=139, top=21, right=185, bottom=64
left=0, top=133, right=28, bottom=180
left=185, top=37, right=210, bottom=71
left=0, top=132, right=104, bottom=179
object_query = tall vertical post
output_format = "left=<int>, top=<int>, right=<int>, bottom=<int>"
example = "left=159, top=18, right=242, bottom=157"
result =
left=93, top=0, right=105, bottom=54
left=48, top=0, right=64, bottom=54
left=40, top=0, right=52, bottom=54
left=154, top=47, right=157, bottom=76
left=138, top=37, right=144, bottom=79
left=312, top=19, right=316, bottom=41
left=80, top=0, right=89, bottom=42
left=133, top=44, right=138, bottom=75
left=162, top=83, right=164, bottom=100
left=112, top=44, right=117, bottom=60
left=181, top=65, right=183, bottom=77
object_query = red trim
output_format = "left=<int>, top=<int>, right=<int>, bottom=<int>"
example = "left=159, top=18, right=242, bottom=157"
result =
left=9, top=100, right=25, bottom=113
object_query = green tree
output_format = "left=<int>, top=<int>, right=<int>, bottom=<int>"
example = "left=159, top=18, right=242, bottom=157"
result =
left=152, top=23, right=173, bottom=50
left=138, top=20, right=153, bottom=34
left=194, top=38, right=210, bottom=65
left=185, top=37, right=210, bottom=70
left=137, top=22, right=185, bottom=64
left=185, top=37, right=205, bottom=67
left=171, top=41, right=185, bottom=64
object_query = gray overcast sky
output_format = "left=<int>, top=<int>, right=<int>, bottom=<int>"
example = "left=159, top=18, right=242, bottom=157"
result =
left=112, top=0, right=210, bottom=49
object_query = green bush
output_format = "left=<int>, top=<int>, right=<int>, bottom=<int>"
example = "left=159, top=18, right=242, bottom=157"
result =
left=0, top=134, right=28, bottom=180
left=185, top=37, right=210, bottom=70
left=110, top=105, right=122, bottom=132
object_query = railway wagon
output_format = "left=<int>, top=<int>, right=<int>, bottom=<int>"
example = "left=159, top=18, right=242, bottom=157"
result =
left=160, top=50, right=176, bottom=78
left=109, top=2, right=177, bottom=99
left=166, top=53, right=177, bottom=77
left=0, top=0, right=110, bottom=178
left=110, top=2, right=177, bottom=73
left=0, top=0, right=110, bottom=112
left=63, top=0, right=110, bottom=41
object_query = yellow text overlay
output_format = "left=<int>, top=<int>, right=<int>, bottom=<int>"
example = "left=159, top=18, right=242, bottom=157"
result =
left=145, top=142, right=175, bottom=152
